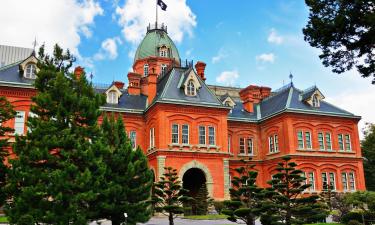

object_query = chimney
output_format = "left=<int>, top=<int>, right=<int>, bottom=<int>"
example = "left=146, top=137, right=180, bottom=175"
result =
left=113, top=81, right=125, bottom=89
left=239, top=85, right=272, bottom=112
left=147, top=67, right=158, bottom=104
left=260, top=86, right=271, bottom=99
left=195, top=61, right=206, bottom=81
left=74, top=66, right=84, bottom=79
left=127, top=72, right=141, bottom=95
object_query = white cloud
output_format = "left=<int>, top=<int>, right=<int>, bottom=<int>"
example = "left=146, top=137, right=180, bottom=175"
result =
left=212, top=48, right=228, bottom=64
left=267, top=28, right=283, bottom=44
left=256, top=53, right=275, bottom=63
left=94, top=37, right=122, bottom=60
left=216, top=70, right=239, bottom=86
left=115, top=0, right=197, bottom=45
left=0, top=0, right=103, bottom=55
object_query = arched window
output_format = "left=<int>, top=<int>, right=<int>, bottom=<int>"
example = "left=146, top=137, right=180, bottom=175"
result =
left=312, top=94, right=319, bottom=107
left=159, top=46, right=168, bottom=57
left=187, top=80, right=196, bottom=96
left=161, top=64, right=167, bottom=76
left=108, top=91, right=117, bottom=104
left=144, top=64, right=149, bottom=76
left=25, top=63, right=37, bottom=79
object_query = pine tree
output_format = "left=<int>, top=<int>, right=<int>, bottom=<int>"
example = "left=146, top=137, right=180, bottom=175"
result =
left=0, top=96, right=15, bottom=206
left=263, top=156, right=327, bottom=225
left=194, top=183, right=212, bottom=215
left=153, top=166, right=192, bottom=225
left=5, top=44, right=106, bottom=224
left=222, top=165, right=264, bottom=225
left=90, top=114, right=153, bottom=225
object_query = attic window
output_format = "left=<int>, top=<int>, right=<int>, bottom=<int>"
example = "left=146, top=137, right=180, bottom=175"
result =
left=107, top=91, right=117, bottom=104
left=144, top=64, right=149, bottom=76
left=159, top=46, right=168, bottom=57
left=186, top=80, right=196, bottom=96
left=312, top=94, right=319, bottom=107
left=25, top=63, right=37, bottom=79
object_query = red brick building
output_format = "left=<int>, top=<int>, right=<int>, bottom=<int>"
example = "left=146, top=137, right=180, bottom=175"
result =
left=0, top=24, right=365, bottom=200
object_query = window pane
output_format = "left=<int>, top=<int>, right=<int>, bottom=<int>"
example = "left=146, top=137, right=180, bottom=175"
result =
left=325, top=133, right=332, bottom=150
left=309, top=172, right=315, bottom=191
left=329, top=172, right=336, bottom=190
left=172, top=124, right=179, bottom=144
left=338, top=134, right=344, bottom=150
left=246, top=138, right=253, bottom=155
left=349, top=172, right=355, bottom=190
left=15, top=111, right=25, bottom=135
left=239, top=138, right=245, bottom=154
left=269, top=136, right=274, bottom=153
left=322, top=173, right=328, bottom=190
left=297, top=131, right=304, bottom=149
left=305, top=132, right=312, bottom=149
left=208, top=126, right=215, bottom=145
left=342, top=173, right=348, bottom=191
left=182, top=124, right=189, bottom=144
left=345, top=135, right=351, bottom=151
left=274, top=135, right=279, bottom=152
left=318, top=132, right=324, bottom=150
left=199, top=126, right=206, bottom=145
left=130, top=131, right=136, bottom=149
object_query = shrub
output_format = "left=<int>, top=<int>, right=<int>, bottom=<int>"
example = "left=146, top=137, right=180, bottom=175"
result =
left=213, top=201, right=224, bottom=214
left=341, top=212, right=363, bottom=224
left=347, top=220, right=363, bottom=225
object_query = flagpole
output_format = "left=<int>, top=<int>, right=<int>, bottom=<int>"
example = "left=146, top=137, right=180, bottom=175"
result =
left=156, top=0, right=158, bottom=26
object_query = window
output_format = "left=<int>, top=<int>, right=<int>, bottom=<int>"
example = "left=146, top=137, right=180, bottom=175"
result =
left=27, top=111, right=37, bottom=132
left=208, top=126, right=215, bottom=145
left=246, top=138, right=253, bottom=155
left=161, top=64, right=167, bottom=76
left=318, top=132, right=332, bottom=150
left=308, top=172, right=316, bottom=191
left=199, top=126, right=206, bottom=145
left=129, top=131, right=136, bottom=149
left=228, top=135, right=231, bottom=153
left=342, top=172, right=348, bottom=191
left=345, top=134, right=351, bottom=151
left=182, top=124, right=189, bottom=144
left=159, top=47, right=168, bottom=57
left=297, top=130, right=311, bottom=149
left=144, top=64, right=149, bottom=76
left=239, top=138, right=245, bottom=154
left=297, top=131, right=304, bottom=149
left=171, top=124, right=179, bottom=144
left=322, top=172, right=336, bottom=190
left=108, top=91, right=117, bottom=104
left=312, top=94, right=319, bottom=107
left=349, top=172, right=355, bottom=191
left=25, top=63, right=37, bottom=79
left=338, top=134, right=344, bottom=150
left=149, top=128, right=155, bottom=149
left=305, top=132, right=312, bottom=149
left=342, top=172, right=356, bottom=191
left=269, top=134, right=279, bottom=153
left=14, top=111, right=25, bottom=135
left=187, top=80, right=196, bottom=96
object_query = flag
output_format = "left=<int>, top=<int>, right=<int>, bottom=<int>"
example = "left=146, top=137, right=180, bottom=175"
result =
left=157, top=0, right=167, bottom=11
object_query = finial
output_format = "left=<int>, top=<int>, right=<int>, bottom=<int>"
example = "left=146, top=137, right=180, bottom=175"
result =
left=32, top=37, right=38, bottom=54
left=289, top=72, right=293, bottom=84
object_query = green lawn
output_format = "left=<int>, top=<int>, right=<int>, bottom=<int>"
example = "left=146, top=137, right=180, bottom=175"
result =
left=304, top=223, right=343, bottom=225
left=183, top=214, right=228, bottom=220
left=0, top=216, right=8, bottom=222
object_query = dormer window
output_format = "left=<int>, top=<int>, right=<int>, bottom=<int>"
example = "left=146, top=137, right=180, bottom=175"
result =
left=312, top=94, right=319, bottom=107
left=144, top=64, right=149, bottom=76
left=159, top=46, right=168, bottom=57
left=108, top=91, right=117, bottom=104
left=187, top=80, right=196, bottom=96
left=25, top=63, right=37, bottom=79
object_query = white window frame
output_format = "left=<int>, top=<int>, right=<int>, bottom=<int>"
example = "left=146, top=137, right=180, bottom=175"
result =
left=182, top=124, right=189, bottom=144
left=228, top=135, right=231, bottom=153
left=342, top=172, right=348, bottom=191
left=329, top=172, right=336, bottom=190
left=312, top=94, right=319, bottom=107
left=199, top=126, right=206, bottom=145
left=108, top=91, right=117, bottom=104
left=144, top=64, right=149, bottom=76
left=246, top=138, right=253, bottom=155
left=129, top=131, right=136, bottom=149
left=208, top=126, right=215, bottom=145
left=297, top=130, right=304, bottom=149
left=349, top=172, right=356, bottom=191
left=14, top=111, right=25, bottom=135
left=187, top=80, right=196, bottom=96
left=274, top=134, right=279, bottom=152
left=240, top=137, right=245, bottom=154
left=325, top=132, right=332, bottom=150
left=305, top=131, right=312, bottom=149
left=25, top=63, right=37, bottom=79
left=318, top=132, right=325, bottom=150
left=149, top=127, right=155, bottom=149
left=338, top=134, right=344, bottom=150
left=269, top=136, right=274, bottom=153
left=344, top=134, right=352, bottom=151
left=308, top=172, right=315, bottom=191
left=161, top=64, right=167, bottom=76
left=171, top=124, right=179, bottom=144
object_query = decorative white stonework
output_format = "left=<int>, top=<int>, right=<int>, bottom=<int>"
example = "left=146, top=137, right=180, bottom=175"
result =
left=223, top=158, right=230, bottom=199
left=178, top=160, right=214, bottom=197
left=157, top=156, right=166, bottom=181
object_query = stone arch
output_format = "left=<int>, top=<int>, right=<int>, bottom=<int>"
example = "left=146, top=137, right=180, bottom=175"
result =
left=179, top=160, right=214, bottom=197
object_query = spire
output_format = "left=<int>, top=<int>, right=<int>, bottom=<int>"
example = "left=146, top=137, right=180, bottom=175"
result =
left=289, top=72, right=294, bottom=85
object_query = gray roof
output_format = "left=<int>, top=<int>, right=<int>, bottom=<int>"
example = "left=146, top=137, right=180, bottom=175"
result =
left=0, top=58, right=359, bottom=121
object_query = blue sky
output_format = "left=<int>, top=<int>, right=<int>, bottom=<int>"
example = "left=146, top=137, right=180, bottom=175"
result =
left=0, top=0, right=374, bottom=133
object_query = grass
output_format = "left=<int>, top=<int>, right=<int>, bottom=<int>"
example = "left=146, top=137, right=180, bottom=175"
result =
left=0, top=216, right=8, bottom=222
left=183, top=214, right=228, bottom=220
left=304, top=223, right=343, bottom=225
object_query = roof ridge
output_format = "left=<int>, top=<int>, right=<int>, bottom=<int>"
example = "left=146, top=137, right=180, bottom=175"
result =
left=262, top=85, right=291, bottom=103
left=302, top=85, right=317, bottom=93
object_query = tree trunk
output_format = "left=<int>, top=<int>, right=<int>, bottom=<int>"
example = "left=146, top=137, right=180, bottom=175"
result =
left=286, top=209, right=291, bottom=225
left=169, top=212, right=174, bottom=225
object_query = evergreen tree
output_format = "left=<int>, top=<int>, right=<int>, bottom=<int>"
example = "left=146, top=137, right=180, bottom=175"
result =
left=222, top=165, right=264, bottom=225
left=5, top=44, right=106, bottom=224
left=194, top=183, right=212, bottom=215
left=90, top=114, right=153, bottom=225
left=303, top=0, right=375, bottom=84
left=153, top=166, right=192, bottom=225
left=0, top=96, right=15, bottom=206
left=362, top=123, right=375, bottom=191
left=264, top=156, right=327, bottom=225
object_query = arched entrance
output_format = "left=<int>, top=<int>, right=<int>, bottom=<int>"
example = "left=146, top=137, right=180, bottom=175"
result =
left=182, top=168, right=206, bottom=198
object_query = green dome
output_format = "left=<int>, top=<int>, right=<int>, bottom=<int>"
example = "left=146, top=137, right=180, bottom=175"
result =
left=134, top=27, right=180, bottom=63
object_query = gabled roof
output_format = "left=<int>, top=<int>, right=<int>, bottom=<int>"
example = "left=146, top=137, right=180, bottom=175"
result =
left=300, top=85, right=325, bottom=101
left=0, top=60, right=34, bottom=86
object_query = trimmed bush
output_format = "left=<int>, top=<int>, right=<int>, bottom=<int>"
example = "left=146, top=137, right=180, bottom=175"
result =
left=213, top=201, right=224, bottom=214
left=341, top=212, right=363, bottom=224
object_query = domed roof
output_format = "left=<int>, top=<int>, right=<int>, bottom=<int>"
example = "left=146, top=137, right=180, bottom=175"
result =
left=134, top=25, right=180, bottom=63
